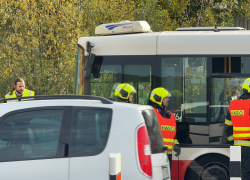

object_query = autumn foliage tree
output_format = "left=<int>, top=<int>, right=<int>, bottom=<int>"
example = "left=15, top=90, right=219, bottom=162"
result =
left=0, top=0, right=82, bottom=97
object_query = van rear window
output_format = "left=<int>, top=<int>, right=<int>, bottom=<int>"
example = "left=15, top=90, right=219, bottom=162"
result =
left=69, top=107, right=112, bottom=157
left=141, top=109, right=164, bottom=154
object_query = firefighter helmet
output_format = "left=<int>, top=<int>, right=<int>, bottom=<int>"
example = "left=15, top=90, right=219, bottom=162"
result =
left=115, top=83, right=136, bottom=99
left=242, top=78, right=250, bottom=93
left=150, top=87, right=171, bottom=106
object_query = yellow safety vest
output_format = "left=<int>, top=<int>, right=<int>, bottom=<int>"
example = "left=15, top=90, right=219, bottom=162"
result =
left=5, top=89, right=35, bottom=103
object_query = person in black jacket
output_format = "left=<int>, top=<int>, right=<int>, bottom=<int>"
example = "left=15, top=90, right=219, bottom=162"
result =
left=148, top=87, right=181, bottom=170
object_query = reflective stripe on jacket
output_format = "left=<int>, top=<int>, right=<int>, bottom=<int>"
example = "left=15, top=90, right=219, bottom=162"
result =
left=5, top=89, right=35, bottom=102
left=229, top=99, right=250, bottom=141
left=234, top=139, right=250, bottom=147
left=153, top=108, right=177, bottom=152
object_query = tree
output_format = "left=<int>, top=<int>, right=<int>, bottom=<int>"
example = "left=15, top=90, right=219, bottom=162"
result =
left=0, top=0, right=82, bottom=98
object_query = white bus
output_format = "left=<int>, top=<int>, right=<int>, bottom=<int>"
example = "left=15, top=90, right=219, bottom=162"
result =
left=75, top=21, right=250, bottom=180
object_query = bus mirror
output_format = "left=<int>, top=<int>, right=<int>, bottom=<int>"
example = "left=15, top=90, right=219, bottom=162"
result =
left=84, top=53, right=96, bottom=79
left=86, top=41, right=94, bottom=54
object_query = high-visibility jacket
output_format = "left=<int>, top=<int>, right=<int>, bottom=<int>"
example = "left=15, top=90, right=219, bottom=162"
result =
left=153, top=108, right=179, bottom=154
left=226, top=99, right=250, bottom=146
left=5, top=89, right=35, bottom=103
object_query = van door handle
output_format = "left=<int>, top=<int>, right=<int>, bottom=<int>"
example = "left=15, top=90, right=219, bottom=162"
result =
left=60, top=143, right=69, bottom=157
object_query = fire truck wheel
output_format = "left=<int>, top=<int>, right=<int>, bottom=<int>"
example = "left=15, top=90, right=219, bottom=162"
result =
left=185, top=154, right=229, bottom=180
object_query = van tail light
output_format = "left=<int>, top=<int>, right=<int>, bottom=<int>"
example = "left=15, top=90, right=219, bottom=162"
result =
left=136, top=125, right=152, bottom=177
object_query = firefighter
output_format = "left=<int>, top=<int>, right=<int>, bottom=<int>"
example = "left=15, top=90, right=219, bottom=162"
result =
left=114, top=83, right=136, bottom=103
left=225, top=78, right=250, bottom=180
left=149, top=87, right=180, bottom=170
left=5, top=78, right=35, bottom=102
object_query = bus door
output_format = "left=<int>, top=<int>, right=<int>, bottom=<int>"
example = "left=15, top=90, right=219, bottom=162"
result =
left=155, top=56, right=209, bottom=180
left=209, top=56, right=250, bottom=144
left=87, top=55, right=154, bottom=104
left=155, top=56, right=209, bottom=145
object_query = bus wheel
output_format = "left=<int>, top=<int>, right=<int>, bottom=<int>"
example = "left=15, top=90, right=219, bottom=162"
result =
left=185, top=154, right=229, bottom=180
left=200, top=163, right=229, bottom=180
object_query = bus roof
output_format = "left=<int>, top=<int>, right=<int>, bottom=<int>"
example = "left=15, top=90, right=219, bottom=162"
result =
left=176, top=27, right=245, bottom=31
left=78, top=30, right=250, bottom=56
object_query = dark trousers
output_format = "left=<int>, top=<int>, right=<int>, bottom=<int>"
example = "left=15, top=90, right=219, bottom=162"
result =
left=167, top=154, right=172, bottom=170
left=242, top=146, right=250, bottom=180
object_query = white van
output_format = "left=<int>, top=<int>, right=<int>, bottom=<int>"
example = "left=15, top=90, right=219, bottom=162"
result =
left=0, top=95, right=170, bottom=180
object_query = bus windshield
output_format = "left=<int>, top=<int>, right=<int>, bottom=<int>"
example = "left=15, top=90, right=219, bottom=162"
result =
left=90, top=55, right=153, bottom=105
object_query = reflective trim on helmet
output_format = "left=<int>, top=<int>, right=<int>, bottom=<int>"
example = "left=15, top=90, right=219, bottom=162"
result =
left=244, top=79, right=250, bottom=86
left=164, top=88, right=172, bottom=97
left=130, top=85, right=136, bottom=93
left=115, top=87, right=121, bottom=91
